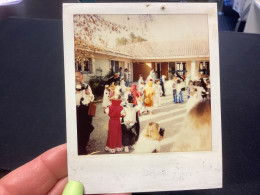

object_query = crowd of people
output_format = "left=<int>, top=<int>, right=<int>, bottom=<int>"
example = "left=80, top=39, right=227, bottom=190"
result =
left=75, top=68, right=212, bottom=155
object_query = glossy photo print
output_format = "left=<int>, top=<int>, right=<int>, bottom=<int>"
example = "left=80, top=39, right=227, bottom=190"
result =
left=74, top=14, right=211, bottom=155
left=63, top=3, right=222, bottom=194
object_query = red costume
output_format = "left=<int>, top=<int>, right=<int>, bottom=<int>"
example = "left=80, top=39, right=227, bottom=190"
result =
left=131, top=84, right=140, bottom=105
left=105, top=99, right=124, bottom=153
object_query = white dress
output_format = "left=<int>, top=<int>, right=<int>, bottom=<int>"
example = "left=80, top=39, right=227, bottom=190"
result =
left=138, top=78, right=144, bottom=91
left=102, top=89, right=110, bottom=107
left=115, top=85, right=122, bottom=96
left=154, top=84, right=162, bottom=107
left=120, top=80, right=126, bottom=93
left=133, top=134, right=161, bottom=153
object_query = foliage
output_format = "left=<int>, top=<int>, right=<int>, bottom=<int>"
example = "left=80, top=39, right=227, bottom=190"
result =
left=116, top=32, right=147, bottom=46
left=88, top=69, right=115, bottom=98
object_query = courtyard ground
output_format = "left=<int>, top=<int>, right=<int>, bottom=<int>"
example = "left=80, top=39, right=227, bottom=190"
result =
left=87, top=81, right=188, bottom=155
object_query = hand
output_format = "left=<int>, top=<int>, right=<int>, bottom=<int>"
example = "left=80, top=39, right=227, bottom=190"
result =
left=85, top=89, right=90, bottom=95
left=159, top=136, right=163, bottom=141
left=0, top=144, right=67, bottom=195
left=0, top=144, right=132, bottom=195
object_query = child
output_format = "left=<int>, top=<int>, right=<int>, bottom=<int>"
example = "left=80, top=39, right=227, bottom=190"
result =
left=109, top=82, right=115, bottom=98
left=104, top=95, right=125, bottom=153
left=124, top=87, right=131, bottom=105
left=175, top=79, right=184, bottom=103
left=138, top=74, right=144, bottom=91
left=143, top=79, right=155, bottom=114
left=139, top=82, right=146, bottom=95
left=131, top=84, right=140, bottom=106
left=133, top=122, right=163, bottom=153
left=171, top=99, right=212, bottom=152
left=206, top=79, right=211, bottom=99
left=186, top=84, right=199, bottom=112
left=102, top=85, right=110, bottom=107
left=154, top=79, right=162, bottom=107
left=160, top=75, right=166, bottom=96
left=195, top=81, right=206, bottom=101
left=120, top=77, right=126, bottom=93
left=114, top=81, right=122, bottom=96
left=187, top=80, right=193, bottom=99
left=121, top=95, right=141, bottom=152
left=137, top=96, right=146, bottom=116
left=172, top=76, right=177, bottom=103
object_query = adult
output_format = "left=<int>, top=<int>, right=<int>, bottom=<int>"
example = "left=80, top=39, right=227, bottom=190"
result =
left=107, top=73, right=120, bottom=86
left=119, top=67, right=123, bottom=78
left=75, top=71, right=95, bottom=155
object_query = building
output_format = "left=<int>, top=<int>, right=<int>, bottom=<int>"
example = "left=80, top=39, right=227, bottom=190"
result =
left=75, top=39, right=210, bottom=82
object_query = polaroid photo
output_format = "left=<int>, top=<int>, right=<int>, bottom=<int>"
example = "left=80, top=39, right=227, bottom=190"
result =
left=63, top=3, right=222, bottom=194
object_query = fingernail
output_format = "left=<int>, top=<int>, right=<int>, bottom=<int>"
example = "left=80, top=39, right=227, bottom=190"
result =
left=62, top=181, right=84, bottom=195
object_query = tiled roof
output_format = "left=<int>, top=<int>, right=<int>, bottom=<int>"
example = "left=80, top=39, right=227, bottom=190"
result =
left=114, top=39, right=209, bottom=60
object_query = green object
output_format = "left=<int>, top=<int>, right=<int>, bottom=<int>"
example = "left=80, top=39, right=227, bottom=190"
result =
left=62, top=181, right=84, bottom=195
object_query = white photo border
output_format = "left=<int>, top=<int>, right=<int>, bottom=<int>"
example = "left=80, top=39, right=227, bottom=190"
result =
left=63, top=3, right=222, bottom=194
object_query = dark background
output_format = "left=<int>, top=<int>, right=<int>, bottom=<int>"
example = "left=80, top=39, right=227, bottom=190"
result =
left=0, top=0, right=260, bottom=194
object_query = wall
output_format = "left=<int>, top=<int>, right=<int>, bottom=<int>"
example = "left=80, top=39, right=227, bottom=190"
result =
left=133, top=62, right=152, bottom=81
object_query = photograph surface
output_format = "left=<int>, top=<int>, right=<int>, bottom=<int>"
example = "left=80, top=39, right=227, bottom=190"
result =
left=74, top=14, right=211, bottom=155
left=63, top=3, right=222, bottom=194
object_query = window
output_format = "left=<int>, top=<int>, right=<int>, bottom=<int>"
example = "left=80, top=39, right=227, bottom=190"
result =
left=175, top=62, right=187, bottom=76
left=75, top=58, right=93, bottom=73
left=199, top=61, right=210, bottom=76
left=169, top=62, right=175, bottom=72
left=111, top=60, right=122, bottom=73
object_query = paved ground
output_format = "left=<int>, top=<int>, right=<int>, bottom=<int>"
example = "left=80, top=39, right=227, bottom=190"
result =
left=87, top=81, right=188, bottom=155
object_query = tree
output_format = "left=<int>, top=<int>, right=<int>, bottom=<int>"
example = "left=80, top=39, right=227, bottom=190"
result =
left=116, top=33, right=147, bottom=46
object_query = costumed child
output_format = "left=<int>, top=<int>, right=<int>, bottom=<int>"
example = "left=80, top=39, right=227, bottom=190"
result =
left=138, top=74, right=144, bottom=91
left=171, top=99, right=212, bottom=152
left=187, top=80, right=193, bottom=99
left=109, top=82, right=116, bottom=98
left=120, top=76, right=126, bottom=93
left=186, top=83, right=199, bottom=112
left=102, top=85, right=111, bottom=107
left=175, top=79, right=184, bottom=103
left=131, top=84, right=140, bottom=106
left=160, top=75, right=166, bottom=96
left=124, top=87, right=131, bottom=106
left=195, top=81, right=206, bottom=101
left=154, top=79, right=163, bottom=107
left=206, top=79, right=211, bottom=98
left=114, top=81, right=122, bottom=96
left=104, top=95, right=125, bottom=154
left=172, top=76, right=177, bottom=103
left=133, top=122, right=163, bottom=153
left=143, top=79, right=155, bottom=114
left=137, top=96, right=146, bottom=116
left=121, top=95, right=141, bottom=152
left=139, top=82, right=146, bottom=95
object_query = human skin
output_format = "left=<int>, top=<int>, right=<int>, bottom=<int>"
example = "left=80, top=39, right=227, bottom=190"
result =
left=0, top=144, right=68, bottom=195
left=0, top=144, right=131, bottom=195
